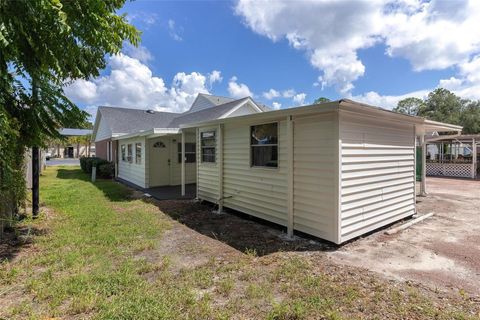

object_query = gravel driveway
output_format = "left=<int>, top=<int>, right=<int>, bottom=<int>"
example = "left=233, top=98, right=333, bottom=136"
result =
left=329, top=177, right=480, bottom=297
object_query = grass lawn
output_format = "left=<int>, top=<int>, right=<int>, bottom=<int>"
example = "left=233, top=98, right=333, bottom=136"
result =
left=0, top=166, right=478, bottom=319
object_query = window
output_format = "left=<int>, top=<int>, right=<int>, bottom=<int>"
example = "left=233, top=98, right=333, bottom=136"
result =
left=251, top=123, right=278, bottom=167
left=201, top=131, right=216, bottom=163
left=135, top=143, right=142, bottom=164
left=127, top=144, right=133, bottom=163
left=178, top=143, right=196, bottom=163
left=121, top=144, right=126, bottom=161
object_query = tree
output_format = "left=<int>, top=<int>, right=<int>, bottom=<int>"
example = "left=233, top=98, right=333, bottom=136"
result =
left=460, top=100, right=480, bottom=134
left=419, top=88, right=463, bottom=125
left=393, top=97, right=425, bottom=116
left=314, top=97, right=331, bottom=104
left=0, top=0, right=140, bottom=218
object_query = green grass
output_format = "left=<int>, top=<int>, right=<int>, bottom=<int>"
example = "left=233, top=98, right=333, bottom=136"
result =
left=0, top=166, right=478, bottom=320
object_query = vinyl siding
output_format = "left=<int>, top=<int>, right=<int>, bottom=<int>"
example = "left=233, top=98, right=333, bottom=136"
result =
left=293, top=114, right=337, bottom=242
left=169, top=133, right=197, bottom=185
left=222, top=120, right=288, bottom=226
left=339, top=113, right=415, bottom=242
left=94, top=115, right=112, bottom=142
left=118, top=137, right=147, bottom=188
left=197, top=127, right=219, bottom=203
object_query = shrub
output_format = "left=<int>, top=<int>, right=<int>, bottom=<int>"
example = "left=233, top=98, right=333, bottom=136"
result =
left=98, top=162, right=115, bottom=178
left=80, top=157, right=111, bottom=175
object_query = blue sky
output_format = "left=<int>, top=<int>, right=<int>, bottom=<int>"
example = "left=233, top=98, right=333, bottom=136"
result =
left=65, top=0, right=480, bottom=115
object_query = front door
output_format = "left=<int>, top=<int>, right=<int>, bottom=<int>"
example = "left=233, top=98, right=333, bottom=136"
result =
left=149, top=138, right=171, bottom=186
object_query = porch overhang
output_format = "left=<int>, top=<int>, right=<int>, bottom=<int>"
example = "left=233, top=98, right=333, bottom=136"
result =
left=112, top=128, right=181, bottom=141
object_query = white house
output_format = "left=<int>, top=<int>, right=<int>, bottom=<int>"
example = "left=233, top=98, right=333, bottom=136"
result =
left=179, top=99, right=461, bottom=244
left=111, top=95, right=268, bottom=189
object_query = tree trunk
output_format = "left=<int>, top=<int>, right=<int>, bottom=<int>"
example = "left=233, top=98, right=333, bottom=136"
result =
left=32, top=146, right=39, bottom=218
left=57, top=144, right=60, bottom=158
left=76, top=143, right=80, bottom=158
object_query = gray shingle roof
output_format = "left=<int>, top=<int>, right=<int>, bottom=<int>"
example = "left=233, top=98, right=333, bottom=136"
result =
left=96, top=95, right=268, bottom=137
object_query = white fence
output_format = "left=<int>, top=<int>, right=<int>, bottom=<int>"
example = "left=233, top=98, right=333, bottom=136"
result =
left=426, top=162, right=476, bottom=178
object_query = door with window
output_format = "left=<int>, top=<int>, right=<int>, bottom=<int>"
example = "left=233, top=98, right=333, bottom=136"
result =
left=149, top=138, right=170, bottom=186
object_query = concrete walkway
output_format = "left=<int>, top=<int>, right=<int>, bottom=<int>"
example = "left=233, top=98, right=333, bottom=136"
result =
left=145, top=183, right=196, bottom=200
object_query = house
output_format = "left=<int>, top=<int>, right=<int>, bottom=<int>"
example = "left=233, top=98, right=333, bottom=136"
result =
left=426, top=134, right=479, bottom=179
left=47, top=128, right=93, bottom=159
left=91, top=93, right=268, bottom=163
left=178, top=99, right=461, bottom=244
left=104, top=95, right=268, bottom=189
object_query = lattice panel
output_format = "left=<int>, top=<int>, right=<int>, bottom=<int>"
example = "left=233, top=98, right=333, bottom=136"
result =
left=426, top=163, right=472, bottom=178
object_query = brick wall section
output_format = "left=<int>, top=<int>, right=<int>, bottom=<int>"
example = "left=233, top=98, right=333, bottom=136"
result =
left=95, top=139, right=109, bottom=160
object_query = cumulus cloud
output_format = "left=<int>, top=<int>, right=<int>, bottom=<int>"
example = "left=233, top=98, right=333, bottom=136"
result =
left=349, top=90, right=430, bottom=109
left=263, top=89, right=280, bottom=100
left=64, top=54, right=217, bottom=113
left=123, top=43, right=153, bottom=64
left=228, top=76, right=253, bottom=98
left=272, top=102, right=281, bottom=110
left=282, top=89, right=296, bottom=98
left=235, top=0, right=480, bottom=94
left=292, top=93, right=307, bottom=105
left=208, top=70, right=223, bottom=86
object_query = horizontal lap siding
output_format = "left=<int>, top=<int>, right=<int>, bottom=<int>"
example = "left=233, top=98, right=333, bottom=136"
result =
left=340, top=114, right=415, bottom=242
left=118, top=137, right=147, bottom=188
left=223, top=121, right=288, bottom=226
left=293, top=114, right=336, bottom=242
left=198, top=127, right=219, bottom=203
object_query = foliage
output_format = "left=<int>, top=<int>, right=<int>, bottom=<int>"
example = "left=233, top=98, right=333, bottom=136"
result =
left=98, top=162, right=115, bottom=179
left=394, top=88, right=480, bottom=133
left=314, top=97, right=331, bottom=104
left=393, top=97, right=425, bottom=116
left=80, top=157, right=111, bottom=176
left=0, top=0, right=139, bottom=223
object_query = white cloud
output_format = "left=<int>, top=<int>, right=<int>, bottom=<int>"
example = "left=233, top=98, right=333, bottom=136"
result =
left=349, top=90, right=430, bottom=110
left=263, top=88, right=280, bottom=100
left=64, top=54, right=217, bottom=113
left=282, top=89, right=295, bottom=98
left=208, top=70, right=223, bottom=86
left=168, top=19, right=183, bottom=41
left=272, top=102, right=281, bottom=110
left=235, top=0, right=480, bottom=94
left=228, top=76, right=253, bottom=98
left=292, top=93, right=307, bottom=105
left=123, top=43, right=153, bottom=63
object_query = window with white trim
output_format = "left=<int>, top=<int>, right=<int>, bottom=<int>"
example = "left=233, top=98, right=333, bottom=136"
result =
left=201, top=131, right=216, bottom=163
left=127, top=144, right=133, bottom=163
left=178, top=143, right=196, bottom=163
left=250, top=123, right=278, bottom=167
left=135, top=143, right=142, bottom=164
left=121, top=144, right=126, bottom=161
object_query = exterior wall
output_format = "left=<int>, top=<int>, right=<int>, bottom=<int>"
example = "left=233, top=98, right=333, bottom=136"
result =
left=117, top=136, right=147, bottom=188
left=225, top=103, right=257, bottom=117
left=197, top=126, right=219, bottom=203
left=293, top=113, right=337, bottom=242
left=221, top=120, right=288, bottom=226
left=95, top=139, right=109, bottom=160
left=94, top=115, right=112, bottom=142
left=339, top=112, right=416, bottom=243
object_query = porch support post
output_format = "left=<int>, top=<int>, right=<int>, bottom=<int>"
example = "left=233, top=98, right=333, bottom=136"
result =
left=217, top=124, right=224, bottom=213
left=195, top=128, right=199, bottom=200
left=181, top=130, right=186, bottom=196
left=286, top=115, right=294, bottom=238
left=420, top=134, right=427, bottom=196
left=472, top=138, right=477, bottom=179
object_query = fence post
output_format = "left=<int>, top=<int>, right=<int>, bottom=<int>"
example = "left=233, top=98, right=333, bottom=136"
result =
left=92, top=164, right=97, bottom=182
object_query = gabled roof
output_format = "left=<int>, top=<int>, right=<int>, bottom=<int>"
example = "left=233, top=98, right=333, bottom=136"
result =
left=93, top=95, right=269, bottom=141
left=184, top=93, right=235, bottom=113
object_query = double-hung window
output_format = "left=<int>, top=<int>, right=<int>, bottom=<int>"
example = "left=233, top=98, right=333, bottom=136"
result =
left=121, top=144, right=126, bottom=161
left=201, top=131, right=216, bottom=163
left=178, top=143, right=196, bottom=163
left=135, top=143, right=142, bottom=164
left=250, top=123, right=278, bottom=167
left=127, top=144, right=133, bottom=163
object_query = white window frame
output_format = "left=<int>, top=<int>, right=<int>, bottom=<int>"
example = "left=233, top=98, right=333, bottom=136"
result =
left=135, top=142, right=142, bottom=164
left=250, top=122, right=279, bottom=168
left=200, top=130, right=216, bottom=163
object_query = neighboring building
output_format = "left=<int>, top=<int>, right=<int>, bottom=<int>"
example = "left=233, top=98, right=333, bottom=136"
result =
left=111, top=95, right=266, bottom=188
left=48, top=128, right=93, bottom=159
left=426, top=134, right=479, bottom=179
left=179, top=99, right=461, bottom=244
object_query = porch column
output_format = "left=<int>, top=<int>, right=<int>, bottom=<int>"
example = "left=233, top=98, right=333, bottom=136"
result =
left=286, top=115, right=294, bottom=238
left=181, top=130, right=186, bottom=196
left=472, top=138, right=477, bottom=179
left=420, top=134, right=427, bottom=196
left=217, top=124, right=224, bottom=213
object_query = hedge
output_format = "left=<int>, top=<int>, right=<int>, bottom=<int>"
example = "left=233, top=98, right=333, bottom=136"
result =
left=80, top=157, right=113, bottom=178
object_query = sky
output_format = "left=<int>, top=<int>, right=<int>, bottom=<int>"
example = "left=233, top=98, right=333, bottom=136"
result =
left=64, top=0, right=480, bottom=118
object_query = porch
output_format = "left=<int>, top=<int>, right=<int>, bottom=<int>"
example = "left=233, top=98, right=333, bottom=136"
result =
left=145, top=183, right=196, bottom=200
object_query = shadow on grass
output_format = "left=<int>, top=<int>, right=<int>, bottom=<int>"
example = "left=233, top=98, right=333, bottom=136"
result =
left=56, top=168, right=132, bottom=202
left=55, top=167, right=337, bottom=256
left=0, top=220, right=47, bottom=262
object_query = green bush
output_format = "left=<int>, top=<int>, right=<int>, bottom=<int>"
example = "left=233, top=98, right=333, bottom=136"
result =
left=98, top=162, right=115, bottom=178
left=80, top=157, right=111, bottom=175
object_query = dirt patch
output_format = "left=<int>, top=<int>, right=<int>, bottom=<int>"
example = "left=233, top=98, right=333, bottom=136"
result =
left=329, top=177, right=480, bottom=297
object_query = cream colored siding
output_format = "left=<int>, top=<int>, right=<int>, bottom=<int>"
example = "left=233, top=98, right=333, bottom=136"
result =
left=339, top=113, right=415, bottom=242
left=197, top=127, right=219, bottom=202
left=225, top=103, right=257, bottom=117
left=221, top=120, right=288, bottom=225
left=117, top=136, right=147, bottom=188
left=293, top=114, right=337, bottom=242
left=94, top=115, right=112, bottom=142
left=169, top=133, right=197, bottom=185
